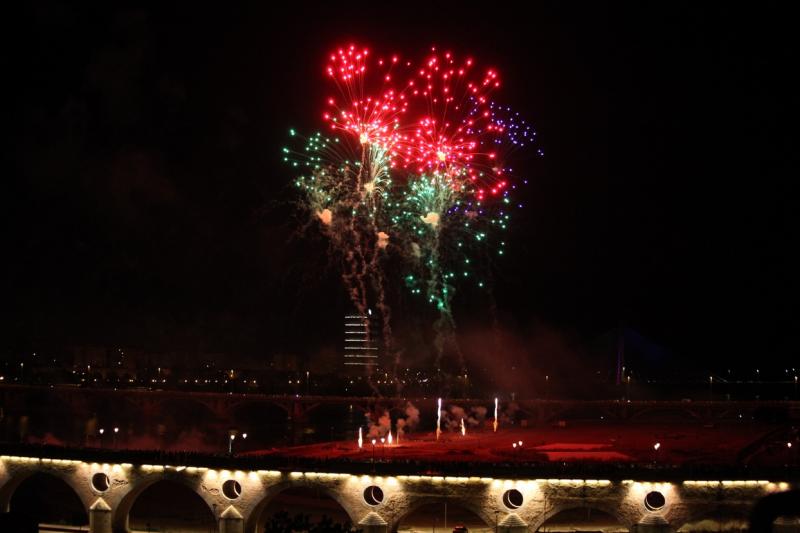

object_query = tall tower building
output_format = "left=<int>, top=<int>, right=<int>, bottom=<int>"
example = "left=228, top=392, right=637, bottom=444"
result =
left=343, top=312, right=379, bottom=370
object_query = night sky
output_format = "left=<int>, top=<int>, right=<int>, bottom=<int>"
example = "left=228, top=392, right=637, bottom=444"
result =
left=4, top=3, right=795, bottom=372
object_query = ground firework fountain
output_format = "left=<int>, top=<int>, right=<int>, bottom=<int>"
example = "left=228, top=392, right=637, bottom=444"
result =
left=436, top=397, right=442, bottom=441
left=493, top=397, right=498, bottom=432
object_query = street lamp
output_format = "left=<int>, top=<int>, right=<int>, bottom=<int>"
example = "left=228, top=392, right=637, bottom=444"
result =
left=228, top=429, right=239, bottom=455
left=99, top=428, right=105, bottom=448
left=113, top=427, right=119, bottom=448
left=755, top=368, right=761, bottom=400
left=371, top=439, right=377, bottom=465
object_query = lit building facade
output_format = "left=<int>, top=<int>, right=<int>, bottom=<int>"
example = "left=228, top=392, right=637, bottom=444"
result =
left=343, top=313, right=379, bottom=371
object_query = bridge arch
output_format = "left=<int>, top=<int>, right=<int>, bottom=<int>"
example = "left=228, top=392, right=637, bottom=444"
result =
left=231, top=398, right=291, bottom=419
left=144, top=397, right=223, bottom=450
left=303, top=400, right=372, bottom=421
left=0, top=470, right=89, bottom=526
left=111, top=472, right=217, bottom=532
left=306, top=402, right=366, bottom=439
left=545, top=403, right=611, bottom=423
left=533, top=504, right=630, bottom=532
left=393, top=497, right=495, bottom=532
left=230, top=400, right=295, bottom=447
left=17, top=389, right=83, bottom=444
left=628, top=407, right=701, bottom=422
left=673, top=505, right=751, bottom=532
left=246, top=480, right=358, bottom=533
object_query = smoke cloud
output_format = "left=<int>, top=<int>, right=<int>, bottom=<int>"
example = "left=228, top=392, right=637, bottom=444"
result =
left=365, top=409, right=391, bottom=438
left=376, top=231, right=389, bottom=249
left=420, top=212, right=439, bottom=227
left=316, top=208, right=332, bottom=225
left=395, top=402, right=420, bottom=439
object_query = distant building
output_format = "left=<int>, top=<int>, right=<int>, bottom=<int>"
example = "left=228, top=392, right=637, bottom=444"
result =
left=343, top=313, right=379, bottom=371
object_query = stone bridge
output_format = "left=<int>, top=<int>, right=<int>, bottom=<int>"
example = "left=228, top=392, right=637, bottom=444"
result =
left=3, top=384, right=798, bottom=426
left=0, top=448, right=795, bottom=533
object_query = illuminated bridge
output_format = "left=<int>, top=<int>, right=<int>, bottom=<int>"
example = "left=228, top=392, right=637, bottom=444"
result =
left=0, top=445, right=797, bottom=533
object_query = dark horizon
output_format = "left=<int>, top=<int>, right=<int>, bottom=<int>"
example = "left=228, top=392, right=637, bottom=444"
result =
left=3, top=3, right=795, bottom=372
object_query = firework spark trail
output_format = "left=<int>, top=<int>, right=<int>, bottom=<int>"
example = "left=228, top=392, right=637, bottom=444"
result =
left=347, top=146, right=371, bottom=318
left=292, top=135, right=395, bottom=380
left=371, top=266, right=397, bottom=387
left=286, top=133, right=375, bottom=323
left=397, top=173, right=468, bottom=370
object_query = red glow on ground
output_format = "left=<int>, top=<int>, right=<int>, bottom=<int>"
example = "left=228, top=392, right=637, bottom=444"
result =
left=247, top=420, right=784, bottom=466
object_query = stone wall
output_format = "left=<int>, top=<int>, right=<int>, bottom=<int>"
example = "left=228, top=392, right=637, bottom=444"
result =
left=0, top=453, right=793, bottom=533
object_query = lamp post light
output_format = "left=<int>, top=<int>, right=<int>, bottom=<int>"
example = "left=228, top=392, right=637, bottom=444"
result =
left=99, top=428, right=105, bottom=448
left=228, top=429, right=239, bottom=455
left=371, top=439, right=377, bottom=466
left=113, top=427, right=119, bottom=448
left=653, top=442, right=661, bottom=464
left=755, top=368, right=761, bottom=400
